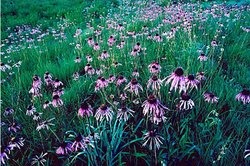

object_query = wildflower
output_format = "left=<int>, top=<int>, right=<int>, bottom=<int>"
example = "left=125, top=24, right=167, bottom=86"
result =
left=53, top=79, right=63, bottom=88
left=150, top=114, right=167, bottom=125
left=142, top=95, right=168, bottom=116
left=78, top=102, right=93, bottom=117
left=116, top=75, right=127, bottom=86
left=108, top=75, right=116, bottom=83
left=33, top=112, right=42, bottom=121
left=178, top=93, right=195, bottom=110
left=148, top=62, right=161, bottom=74
left=96, top=68, right=103, bottom=75
left=211, top=40, right=218, bottom=46
left=196, top=72, right=206, bottom=81
left=73, top=72, right=79, bottom=81
left=32, top=75, right=42, bottom=88
left=86, top=55, right=93, bottom=62
left=93, top=43, right=100, bottom=50
left=147, top=75, right=162, bottom=91
left=44, top=75, right=53, bottom=87
left=36, top=118, right=55, bottom=131
left=99, top=50, right=109, bottom=59
left=29, top=86, right=42, bottom=97
left=56, top=142, right=72, bottom=155
left=117, top=104, right=135, bottom=121
left=165, top=67, right=186, bottom=92
left=235, top=89, right=250, bottom=104
left=132, top=69, right=139, bottom=77
left=142, top=130, right=164, bottom=150
left=31, top=152, right=47, bottom=166
left=8, top=122, right=21, bottom=133
left=53, top=89, right=64, bottom=96
left=71, top=134, right=85, bottom=151
left=0, top=62, right=11, bottom=72
left=134, top=42, right=141, bottom=52
left=74, top=28, right=82, bottom=37
left=9, top=137, right=25, bottom=149
left=0, top=147, right=9, bottom=165
left=124, top=78, right=143, bottom=96
left=112, top=61, right=122, bottom=68
left=108, top=36, right=115, bottom=46
left=74, top=56, right=82, bottom=63
left=131, top=48, right=139, bottom=56
left=44, top=71, right=52, bottom=80
left=52, top=95, right=63, bottom=107
left=87, top=37, right=94, bottom=46
left=185, top=74, right=200, bottom=90
left=95, top=104, right=113, bottom=122
left=198, top=53, right=208, bottom=61
left=4, top=107, right=14, bottom=116
left=204, top=92, right=219, bottom=103
left=120, top=93, right=128, bottom=100
left=95, top=77, right=108, bottom=91
left=26, top=105, right=36, bottom=116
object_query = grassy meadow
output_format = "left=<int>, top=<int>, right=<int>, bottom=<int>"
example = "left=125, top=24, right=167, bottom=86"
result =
left=1, top=0, right=250, bottom=165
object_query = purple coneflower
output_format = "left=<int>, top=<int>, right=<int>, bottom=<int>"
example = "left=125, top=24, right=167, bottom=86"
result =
left=4, top=108, right=14, bottom=116
left=95, top=77, right=108, bottom=92
left=147, top=75, right=162, bottom=91
left=196, top=71, right=206, bottom=81
left=36, top=118, right=55, bottom=131
left=56, top=142, right=72, bottom=155
left=124, top=78, right=143, bottom=96
left=71, top=134, right=85, bottom=151
left=0, top=147, right=10, bottom=165
left=148, top=62, right=161, bottom=74
left=72, top=72, right=79, bottom=81
left=117, top=104, right=135, bottom=121
left=150, top=114, right=167, bottom=125
left=165, top=67, right=186, bottom=92
left=108, top=75, right=116, bottom=83
left=78, top=102, right=93, bottom=117
left=95, top=104, right=113, bottom=122
left=116, top=75, right=127, bottom=86
left=8, top=122, right=21, bottom=133
left=120, top=93, right=128, bottom=100
left=204, top=92, right=219, bottom=103
left=178, top=93, right=195, bottom=110
left=53, top=79, right=63, bottom=88
left=74, top=56, right=82, bottom=63
left=132, top=69, right=139, bottom=77
left=52, top=95, right=63, bottom=107
left=9, top=137, right=25, bottom=149
left=93, top=43, right=100, bottom=50
left=198, top=53, right=208, bottom=62
left=26, top=105, right=36, bottom=116
left=86, top=55, right=93, bottom=62
left=211, top=40, right=218, bottom=46
left=142, top=130, right=164, bottom=150
left=96, top=68, right=103, bottom=75
left=87, top=37, right=94, bottom=46
left=185, top=74, right=200, bottom=90
left=0, top=62, right=11, bottom=72
left=31, top=152, right=47, bottom=166
left=99, top=50, right=109, bottom=59
left=235, top=89, right=250, bottom=104
left=32, top=75, right=42, bottom=88
left=142, top=95, right=167, bottom=116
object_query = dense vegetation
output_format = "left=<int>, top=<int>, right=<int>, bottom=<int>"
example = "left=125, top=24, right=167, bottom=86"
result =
left=1, top=0, right=250, bottom=165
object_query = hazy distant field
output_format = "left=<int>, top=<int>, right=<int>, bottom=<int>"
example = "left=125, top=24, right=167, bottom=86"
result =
left=1, top=0, right=250, bottom=165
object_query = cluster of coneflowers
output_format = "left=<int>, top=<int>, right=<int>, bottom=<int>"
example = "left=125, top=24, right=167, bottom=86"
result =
left=1, top=108, right=25, bottom=165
